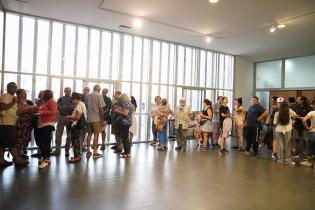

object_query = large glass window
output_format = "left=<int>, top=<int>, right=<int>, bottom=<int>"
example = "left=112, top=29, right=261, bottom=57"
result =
left=132, top=37, right=142, bottom=82
left=1, top=12, right=234, bottom=144
left=122, top=35, right=132, bottom=81
left=63, top=25, right=75, bottom=76
left=88, top=29, right=100, bottom=78
left=161, top=42, right=169, bottom=84
left=285, top=55, right=315, bottom=88
left=21, top=17, right=35, bottom=73
left=36, top=20, right=49, bottom=74
left=111, top=33, right=120, bottom=80
left=256, top=60, right=281, bottom=89
left=152, top=41, right=161, bottom=83
left=100, top=31, right=111, bottom=79
left=4, top=14, right=19, bottom=71
left=177, top=46, right=184, bottom=85
left=76, top=27, right=88, bottom=77
left=50, top=22, right=63, bottom=75
left=0, top=12, right=3, bottom=68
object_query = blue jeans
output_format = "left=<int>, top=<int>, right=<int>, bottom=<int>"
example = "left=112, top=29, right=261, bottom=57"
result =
left=158, top=121, right=168, bottom=146
left=309, top=132, right=315, bottom=156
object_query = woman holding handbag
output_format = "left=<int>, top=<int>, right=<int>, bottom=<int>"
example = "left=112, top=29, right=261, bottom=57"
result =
left=157, top=98, right=170, bottom=151
left=197, top=99, right=213, bottom=152
left=66, top=92, right=87, bottom=163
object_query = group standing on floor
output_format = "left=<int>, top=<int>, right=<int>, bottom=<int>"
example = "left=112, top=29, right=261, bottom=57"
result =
left=1, top=81, right=315, bottom=169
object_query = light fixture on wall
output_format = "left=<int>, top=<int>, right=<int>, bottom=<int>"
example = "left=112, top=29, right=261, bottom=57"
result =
left=133, top=18, right=143, bottom=29
left=209, top=0, right=219, bottom=3
left=277, top=24, right=286, bottom=29
left=205, top=36, right=212, bottom=43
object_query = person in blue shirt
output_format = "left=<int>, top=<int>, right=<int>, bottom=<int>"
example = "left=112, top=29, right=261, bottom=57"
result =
left=245, top=96, right=268, bottom=157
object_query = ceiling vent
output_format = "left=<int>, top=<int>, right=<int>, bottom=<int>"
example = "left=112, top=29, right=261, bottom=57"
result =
left=119, top=25, right=131, bottom=30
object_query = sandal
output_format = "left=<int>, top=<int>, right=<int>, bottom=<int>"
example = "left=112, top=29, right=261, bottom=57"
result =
left=194, top=144, right=199, bottom=150
left=120, top=153, right=130, bottom=158
left=201, top=146, right=207, bottom=152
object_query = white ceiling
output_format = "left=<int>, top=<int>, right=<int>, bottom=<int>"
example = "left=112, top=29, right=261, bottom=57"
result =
left=2, top=0, right=315, bottom=61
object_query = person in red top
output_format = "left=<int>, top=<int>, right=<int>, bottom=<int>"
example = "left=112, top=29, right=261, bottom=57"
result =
left=37, top=90, right=57, bottom=169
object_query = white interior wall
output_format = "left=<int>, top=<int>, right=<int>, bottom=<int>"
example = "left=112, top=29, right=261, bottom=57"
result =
left=234, top=56, right=255, bottom=109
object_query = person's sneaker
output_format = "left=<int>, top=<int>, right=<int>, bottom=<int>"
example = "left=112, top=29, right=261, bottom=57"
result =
left=120, top=153, right=131, bottom=158
left=21, top=154, right=29, bottom=159
left=38, top=161, right=48, bottom=169
left=215, top=143, right=220, bottom=148
left=219, top=149, right=225, bottom=156
left=31, top=153, right=42, bottom=158
left=300, top=160, right=312, bottom=167
left=86, top=151, right=92, bottom=157
left=157, top=146, right=165, bottom=151
left=92, top=153, right=103, bottom=159
left=100, top=145, right=106, bottom=150
left=65, top=153, right=70, bottom=157
left=68, top=156, right=81, bottom=163
left=114, top=149, right=122, bottom=154
left=150, top=141, right=156, bottom=146
left=0, top=160, right=13, bottom=168
left=251, top=154, right=257, bottom=159
left=211, top=143, right=215, bottom=149
left=175, top=146, right=182, bottom=150
left=51, top=150, right=60, bottom=156
left=285, top=160, right=296, bottom=166
left=14, top=158, right=29, bottom=166
left=271, top=153, right=278, bottom=160
left=244, top=151, right=250, bottom=156
left=110, top=145, right=117, bottom=150
left=223, top=148, right=229, bottom=153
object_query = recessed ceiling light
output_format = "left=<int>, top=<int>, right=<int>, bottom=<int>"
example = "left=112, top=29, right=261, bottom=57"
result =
left=133, top=18, right=143, bottom=29
left=277, top=24, right=286, bottom=29
left=205, top=36, right=212, bottom=43
left=270, top=26, right=276, bottom=33
left=209, top=0, right=219, bottom=3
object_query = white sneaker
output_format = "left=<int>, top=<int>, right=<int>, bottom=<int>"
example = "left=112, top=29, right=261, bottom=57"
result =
left=38, top=161, right=49, bottom=169
left=285, top=160, right=296, bottom=166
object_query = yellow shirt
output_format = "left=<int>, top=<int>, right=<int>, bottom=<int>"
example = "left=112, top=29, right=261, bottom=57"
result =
left=0, top=93, right=17, bottom=126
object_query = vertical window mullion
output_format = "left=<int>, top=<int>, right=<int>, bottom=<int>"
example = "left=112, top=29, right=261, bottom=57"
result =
left=97, top=30, right=102, bottom=79
left=85, top=29, right=90, bottom=85
left=47, top=20, right=52, bottom=89
left=139, top=38, right=144, bottom=142
left=32, top=19, right=38, bottom=101
left=60, top=24, right=65, bottom=94
left=17, top=16, right=22, bottom=86
left=109, top=32, right=113, bottom=81
left=73, top=26, right=78, bottom=90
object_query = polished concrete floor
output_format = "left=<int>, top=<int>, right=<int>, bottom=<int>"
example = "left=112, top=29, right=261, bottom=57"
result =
left=1, top=140, right=315, bottom=210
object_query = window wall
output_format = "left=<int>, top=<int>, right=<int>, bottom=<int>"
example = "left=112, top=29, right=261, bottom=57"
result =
left=0, top=12, right=234, bottom=144
left=255, top=55, right=315, bottom=109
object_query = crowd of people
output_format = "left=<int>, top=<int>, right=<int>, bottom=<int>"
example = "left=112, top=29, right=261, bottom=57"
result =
left=1, top=81, right=315, bottom=169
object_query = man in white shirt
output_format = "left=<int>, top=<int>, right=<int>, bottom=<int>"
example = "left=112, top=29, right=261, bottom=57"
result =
left=301, top=110, right=315, bottom=167
left=0, top=82, right=29, bottom=167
